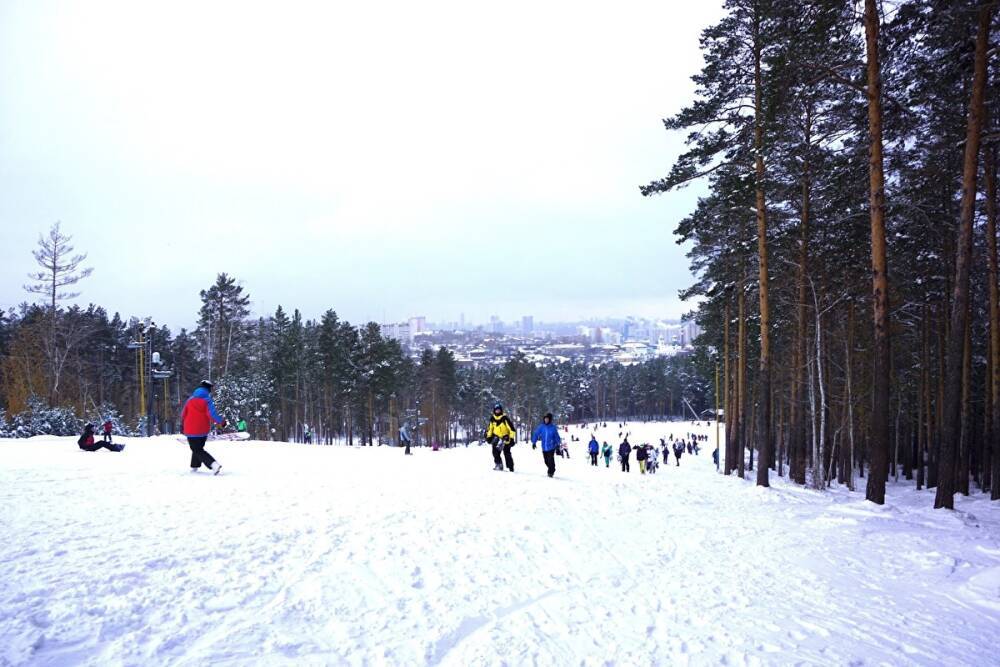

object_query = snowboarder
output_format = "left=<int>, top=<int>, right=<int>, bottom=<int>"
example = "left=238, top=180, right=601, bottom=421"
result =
left=400, top=422, right=413, bottom=455
left=618, top=438, right=632, bottom=473
left=673, top=440, right=685, bottom=467
left=588, top=436, right=599, bottom=466
left=636, top=441, right=648, bottom=474
left=78, top=423, right=124, bottom=452
left=602, top=441, right=613, bottom=467
left=181, top=380, right=226, bottom=475
left=485, top=403, right=516, bottom=472
left=531, top=412, right=561, bottom=478
left=236, top=417, right=247, bottom=433
left=101, top=419, right=113, bottom=444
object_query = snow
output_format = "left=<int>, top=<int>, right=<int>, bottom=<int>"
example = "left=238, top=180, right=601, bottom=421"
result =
left=2, top=421, right=1000, bottom=666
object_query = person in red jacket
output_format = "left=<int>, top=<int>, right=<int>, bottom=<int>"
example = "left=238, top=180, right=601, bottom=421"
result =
left=181, top=380, right=226, bottom=474
left=101, top=419, right=113, bottom=444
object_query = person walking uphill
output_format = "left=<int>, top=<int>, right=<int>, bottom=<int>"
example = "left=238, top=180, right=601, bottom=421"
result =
left=636, top=441, right=648, bottom=474
left=588, top=436, right=599, bottom=466
left=602, top=441, right=613, bottom=467
left=181, top=380, right=226, bottom=475
left=485, top=403, right=516, bottom=472
left=618, top=438, right=632, bottom=472
left=531, top=412, right=562, bottom=478
left=673, top=440, right=685, bottom=467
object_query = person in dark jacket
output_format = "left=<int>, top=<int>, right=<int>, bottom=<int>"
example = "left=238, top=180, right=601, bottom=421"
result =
left=78, top=423, right=124, bottom=452
left=531, top=412, right=561, bottom=478
left=673, top=440, right=685, bottom=467
left=636, top=441, right=648, bottom=474
left=588, top=436, right=599, bottom=466
left=181, top=380, right=226, bottom=474
left=661, top=438, right=670, bottom=464
left=399, top=422, right=413, bottom=455
left=618, top=439, right=632, bottom=472
left=485, top=403, right=516, bottom=471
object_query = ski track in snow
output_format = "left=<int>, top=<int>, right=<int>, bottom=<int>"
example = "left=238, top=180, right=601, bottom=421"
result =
left=2, top=421, right=999, bottom=666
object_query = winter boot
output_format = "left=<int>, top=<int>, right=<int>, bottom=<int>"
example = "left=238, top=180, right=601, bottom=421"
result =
left=210, top=461, right=223, bottom=476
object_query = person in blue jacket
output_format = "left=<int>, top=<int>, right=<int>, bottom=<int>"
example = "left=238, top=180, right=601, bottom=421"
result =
left=588, top=436, right=599, bottom=466
left=531, top=412, right=562, bottom=478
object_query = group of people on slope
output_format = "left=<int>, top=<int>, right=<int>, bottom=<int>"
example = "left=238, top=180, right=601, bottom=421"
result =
left=486, top=406, right=713, bottom=479
left=77, top=380, right=231, bottom=476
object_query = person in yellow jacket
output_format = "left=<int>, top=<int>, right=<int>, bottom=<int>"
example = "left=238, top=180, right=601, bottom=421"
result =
left=485, top=402, right=516, bottom=472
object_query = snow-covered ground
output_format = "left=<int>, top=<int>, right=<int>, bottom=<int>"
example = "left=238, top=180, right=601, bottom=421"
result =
left=2, top=421, right=999, bottom=666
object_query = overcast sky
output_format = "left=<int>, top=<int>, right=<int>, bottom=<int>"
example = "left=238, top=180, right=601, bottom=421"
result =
left=0, top=0, right=722, bottom=330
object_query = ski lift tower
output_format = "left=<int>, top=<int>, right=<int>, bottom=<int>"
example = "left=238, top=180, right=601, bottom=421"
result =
left=126, top=318, right=154, bottom=434
left=404, top=405, right=429, bottom=448
left=151, top=352, right=174, bottom=435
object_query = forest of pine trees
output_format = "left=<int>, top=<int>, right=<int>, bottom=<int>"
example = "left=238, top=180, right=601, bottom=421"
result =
left=0, top=269, right=712, bottom=446
left=643, top=0, right=1000, bottom=506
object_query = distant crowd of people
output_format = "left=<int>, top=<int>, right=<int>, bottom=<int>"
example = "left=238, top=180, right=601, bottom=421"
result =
left=480, top=409, right=719, bottom=479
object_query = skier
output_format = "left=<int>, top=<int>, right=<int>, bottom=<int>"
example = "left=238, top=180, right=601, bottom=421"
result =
left=181, top=380, right=226, bottom=475
left=618, top=438, right=632, bottom=473
left=400, top=422, right=413, bottom=455
left=673, top=440, right=685, bottom=467
left=602, top=441, right=613, bottom=467
left=101, top=419, right=113, bottom=444
left=531, top=412, right=561, bottom=478
left=78, top=423, right=124, bottom=452
left=485, top=403, right=516, bottom=472
left=588, top=436, right=599, bottom=466
left=636, top=441, right=648, bottom=474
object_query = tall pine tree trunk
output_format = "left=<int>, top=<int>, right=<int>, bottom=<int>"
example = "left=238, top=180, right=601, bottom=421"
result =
left=793, top=112, right=811, bottom=486
left=864, top=0, right=891, bottom=504
left=937, top=2, right=993, bottom=509
left=738, top=279, right=747, bottom=478
left=986, top=143, right=999, bottom=498
left=753, top=0, right=772, bottom=488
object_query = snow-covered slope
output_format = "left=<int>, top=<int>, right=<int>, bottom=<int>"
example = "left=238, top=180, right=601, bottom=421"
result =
left=2, top=421, right=999, bottom=666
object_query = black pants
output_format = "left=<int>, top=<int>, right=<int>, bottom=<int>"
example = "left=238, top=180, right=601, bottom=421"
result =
left=188, top=437, right=217, bottom=469
left=80, top=442, right=121, bottom=452
left=675, top=454, right=681, bottom=466
left=102, top=433, right=112, bottom=443
left=543, top=449, right=556, bottom=477
left=590, top=452, right=598, bottom=466
left=403, top=438, right=411, bottom=455
left=621, top=457, right=630, bottom=472
left=492, top=442, right=514, bottom=471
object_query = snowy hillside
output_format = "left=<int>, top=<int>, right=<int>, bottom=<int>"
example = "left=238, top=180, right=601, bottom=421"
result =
left=2, top=421, right=999, bottom=666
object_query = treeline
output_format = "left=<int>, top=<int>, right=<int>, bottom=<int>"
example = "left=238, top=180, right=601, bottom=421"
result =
left=0, top=272, right=711, bottom=442
left=643, top=0, right=1000, bottom=506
